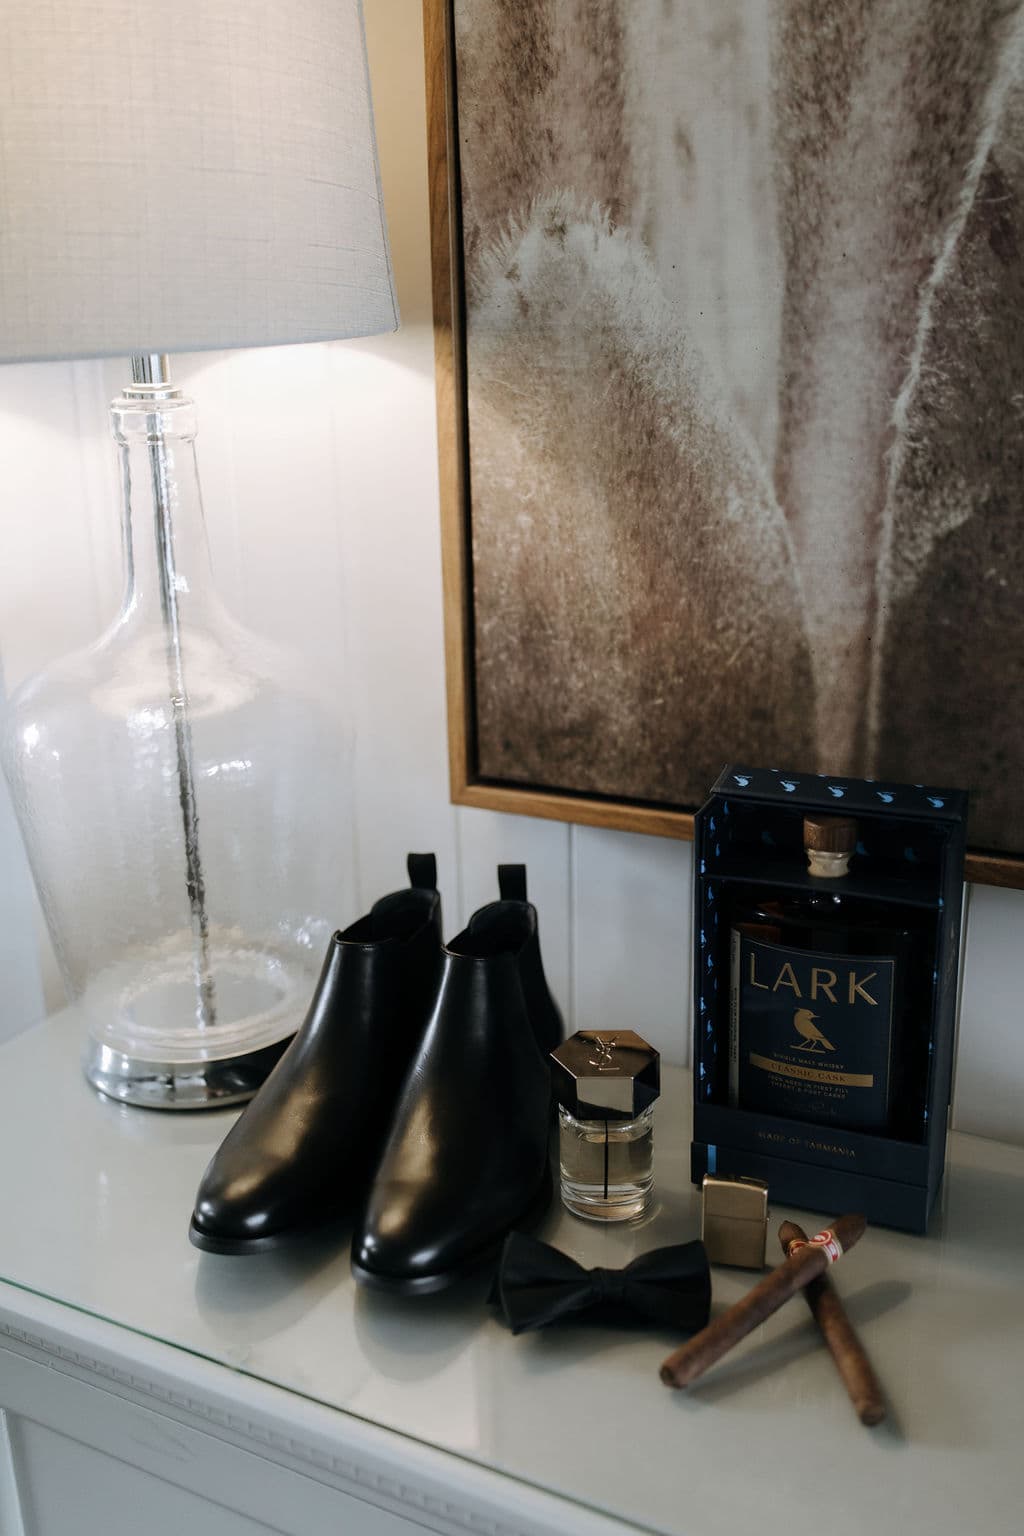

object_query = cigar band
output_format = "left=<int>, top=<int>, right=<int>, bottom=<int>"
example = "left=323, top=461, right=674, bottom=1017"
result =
left=788, top=1229, right=844, bottom=1264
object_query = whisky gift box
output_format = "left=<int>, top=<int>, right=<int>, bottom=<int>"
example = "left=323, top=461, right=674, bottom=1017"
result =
left=691, top=766, right=968, bottom=1233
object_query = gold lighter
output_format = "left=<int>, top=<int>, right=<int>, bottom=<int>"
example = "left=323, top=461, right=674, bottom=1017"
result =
left=700, top=1174, right=769, bottom=1268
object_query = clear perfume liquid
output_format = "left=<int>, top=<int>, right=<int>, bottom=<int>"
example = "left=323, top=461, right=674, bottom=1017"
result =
left=558, top=1105, right=654, bottom=1221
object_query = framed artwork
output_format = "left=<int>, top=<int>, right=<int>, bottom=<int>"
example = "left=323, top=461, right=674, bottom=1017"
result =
left=425, top=0, right=1024, bottom=888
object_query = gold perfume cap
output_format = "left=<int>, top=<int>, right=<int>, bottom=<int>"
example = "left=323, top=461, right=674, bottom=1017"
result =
left=550, top=1030, right=660, bottom=1120
left=803, top=814, right=857, bottom=854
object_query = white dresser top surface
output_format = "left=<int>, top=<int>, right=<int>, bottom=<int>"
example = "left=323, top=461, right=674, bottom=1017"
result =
left=0, top=1009, right=1021, bottom=1536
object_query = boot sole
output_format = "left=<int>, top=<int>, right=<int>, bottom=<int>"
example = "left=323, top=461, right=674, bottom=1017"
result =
left=188, top=1212, right=345, bottom=1256
left=350, top=1166, right=553, bottom=1296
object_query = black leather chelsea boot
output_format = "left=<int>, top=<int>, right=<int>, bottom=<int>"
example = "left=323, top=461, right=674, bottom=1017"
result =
left=351, top=864, right=563, bottom=1294
left=189, top=854, right=442, bottom=1254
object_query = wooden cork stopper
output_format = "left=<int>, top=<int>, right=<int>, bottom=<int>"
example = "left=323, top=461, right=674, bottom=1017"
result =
left=804, top=815, right=857, bottom=854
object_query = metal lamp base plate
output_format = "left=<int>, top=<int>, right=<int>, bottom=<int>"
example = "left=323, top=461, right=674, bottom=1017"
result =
left=83, top=1035, right=292, bottom=1110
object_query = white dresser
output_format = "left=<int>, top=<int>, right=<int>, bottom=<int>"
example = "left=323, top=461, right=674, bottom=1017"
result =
left=0, top=1010, right=1021, bottom=1536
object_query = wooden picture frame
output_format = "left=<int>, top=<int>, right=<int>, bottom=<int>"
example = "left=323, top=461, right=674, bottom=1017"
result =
left=424, top=0, right=1024, bottom=890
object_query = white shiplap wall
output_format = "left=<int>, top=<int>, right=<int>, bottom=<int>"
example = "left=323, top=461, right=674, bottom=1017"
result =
left=0, top=2, right=1021, bottom=1145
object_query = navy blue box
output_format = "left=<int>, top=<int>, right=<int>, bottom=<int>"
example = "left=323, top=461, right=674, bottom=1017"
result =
left=691, top=766, right=968, bottom=1234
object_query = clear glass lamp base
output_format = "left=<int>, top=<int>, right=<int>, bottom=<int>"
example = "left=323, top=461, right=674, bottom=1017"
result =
left=83, top=1036, right=292, bottom=1109
left=3, top=369, right=347, bottom=1111
left=80, top=932, right=314, bottom=1109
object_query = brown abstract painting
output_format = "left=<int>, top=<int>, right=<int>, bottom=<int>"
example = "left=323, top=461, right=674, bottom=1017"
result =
left=431, top=0, right=1024, bottom=875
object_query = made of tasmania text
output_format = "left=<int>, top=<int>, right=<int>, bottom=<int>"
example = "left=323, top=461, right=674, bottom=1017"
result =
left=748, top=954, right=878, bottom=1005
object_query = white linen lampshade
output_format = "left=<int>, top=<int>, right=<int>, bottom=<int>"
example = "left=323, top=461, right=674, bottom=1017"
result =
left=0, top=0, right=397, bottom=362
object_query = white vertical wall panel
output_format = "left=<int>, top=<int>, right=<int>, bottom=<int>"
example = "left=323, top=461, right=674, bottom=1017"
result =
left=190, top=345, right=347, bottom=681
left=331, top=3, right=460, bottom=923
left=0, top=362, right=107, bottom=689
left=0, top=0, right=1020, bottom=1142
left=572, top=827, right=692, bottom=1067
left=327, top=334, right=459, bottom=923
left=0, top=360, right=112, bottom=1022
left=187, top=342, right=360, bottom=929
left=455, top=808, right=573, bottom=1026
left=953, top=884, right=1024, bottom=1145
left=69, top=359, right=124, bottom=630
left=0, top=668, right=45, bottom=1038
left=0, top=760, right=43, bottom=1042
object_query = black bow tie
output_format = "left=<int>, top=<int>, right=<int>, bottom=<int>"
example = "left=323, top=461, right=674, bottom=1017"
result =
left=493, top=1232, right=711, bottom=1335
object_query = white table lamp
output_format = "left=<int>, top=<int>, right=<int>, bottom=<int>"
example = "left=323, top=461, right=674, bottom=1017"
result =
left=0, top=1, right=398, bottom=1106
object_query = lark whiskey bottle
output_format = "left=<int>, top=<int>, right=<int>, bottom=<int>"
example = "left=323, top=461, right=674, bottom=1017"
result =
left=727, top=815, right=931, bottom=1140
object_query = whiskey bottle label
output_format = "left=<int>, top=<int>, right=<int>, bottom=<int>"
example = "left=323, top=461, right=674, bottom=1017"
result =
left=729, top=931, right=895, bottom=1131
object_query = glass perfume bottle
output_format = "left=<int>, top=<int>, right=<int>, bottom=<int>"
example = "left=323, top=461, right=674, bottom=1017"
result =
left=1, top=362, right=351, bottom=1107
left=726, top=815, right=933, bottom=1139
left=550, top=1030, right=660, bottom=1221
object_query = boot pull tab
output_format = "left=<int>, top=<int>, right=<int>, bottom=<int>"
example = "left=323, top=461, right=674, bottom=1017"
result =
left=407, top=852, right=438, bottom=891
left=498, top=863, right=527, bottom=902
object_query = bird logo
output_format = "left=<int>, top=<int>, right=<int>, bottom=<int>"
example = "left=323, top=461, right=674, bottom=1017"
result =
left=791, top=1008, right=835, bottom=1053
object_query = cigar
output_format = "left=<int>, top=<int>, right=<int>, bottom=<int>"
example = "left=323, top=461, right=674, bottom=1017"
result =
left=660, top=1212, right=866, bottom=1390
left=779, top=1220, right=886, bottom=1426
